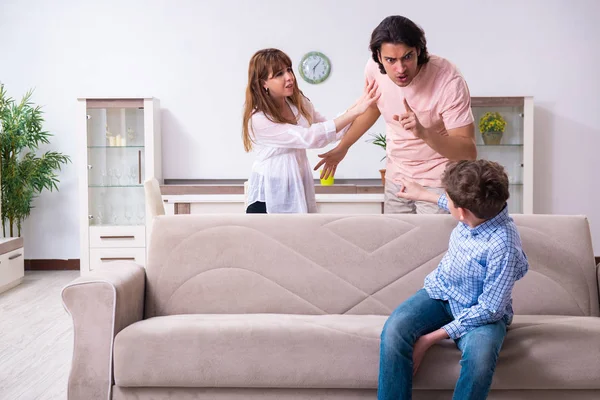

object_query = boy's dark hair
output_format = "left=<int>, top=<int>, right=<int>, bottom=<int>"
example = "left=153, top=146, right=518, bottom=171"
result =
left=369, top=15, right=430, bottom=74
left=442, top=160, right=510, bottom=219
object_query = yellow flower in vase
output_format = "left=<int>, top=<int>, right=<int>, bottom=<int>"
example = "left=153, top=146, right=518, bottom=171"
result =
left=479, top=112, right=507, bottom=145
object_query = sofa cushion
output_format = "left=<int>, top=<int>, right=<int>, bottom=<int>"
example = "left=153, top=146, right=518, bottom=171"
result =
left=144, top=215, right=599, bottom=319
left=113, top=314, right=600, bottom=390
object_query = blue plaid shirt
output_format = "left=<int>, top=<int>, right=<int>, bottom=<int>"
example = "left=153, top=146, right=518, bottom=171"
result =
left=424, top=194, right=529, bottom=339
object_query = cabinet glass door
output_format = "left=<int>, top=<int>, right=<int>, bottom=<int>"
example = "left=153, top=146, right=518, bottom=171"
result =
left=87, top=106, right=146, bottom=226
left=472, top=103, right=524, bottom=214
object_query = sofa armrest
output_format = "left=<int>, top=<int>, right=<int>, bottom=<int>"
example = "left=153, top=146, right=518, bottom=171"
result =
left=62, top=262, right=145, bottom=400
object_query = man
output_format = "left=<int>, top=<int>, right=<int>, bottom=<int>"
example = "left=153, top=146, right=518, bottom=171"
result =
left=314, top=15, right=477, bottom=214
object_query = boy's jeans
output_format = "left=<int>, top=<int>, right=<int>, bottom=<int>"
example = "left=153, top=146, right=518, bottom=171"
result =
left=378, top=288, right=507, bottom=400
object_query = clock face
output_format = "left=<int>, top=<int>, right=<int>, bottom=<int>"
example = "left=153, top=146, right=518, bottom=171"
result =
left=299, top=52, right=331, bottom=84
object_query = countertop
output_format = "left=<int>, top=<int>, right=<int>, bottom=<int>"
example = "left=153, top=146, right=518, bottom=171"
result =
left=161, top=179, right=384, bottom=195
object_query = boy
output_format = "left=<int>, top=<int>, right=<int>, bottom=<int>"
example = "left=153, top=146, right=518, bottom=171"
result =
left=378, top=160, right=529, bottom=400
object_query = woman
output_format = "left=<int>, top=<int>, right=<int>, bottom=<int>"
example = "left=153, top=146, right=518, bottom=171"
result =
left=242, top=48, right=379, bottom=213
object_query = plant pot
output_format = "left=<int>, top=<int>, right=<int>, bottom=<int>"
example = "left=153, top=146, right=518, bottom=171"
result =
left=379, top=169, right=386, bottom=186
left=482, top=131, right=503, bottom=145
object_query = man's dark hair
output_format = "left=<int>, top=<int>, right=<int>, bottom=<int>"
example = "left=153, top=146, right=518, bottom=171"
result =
left=369, top=16, right=430, bottom=74
left=442, top=160, right=510, bottom=220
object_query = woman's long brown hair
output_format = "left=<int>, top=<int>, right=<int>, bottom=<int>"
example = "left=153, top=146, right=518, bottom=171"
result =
left=242, top=48, right=313, bottom=152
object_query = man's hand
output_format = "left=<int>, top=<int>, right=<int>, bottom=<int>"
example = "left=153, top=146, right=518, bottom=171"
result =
left=413, top=328, right=449, bottom=376
left=393, top=99, right=426, bottom=139
left=395, top=177, right=441, bottom=204
left=314, top=145, right=348, bottom=179
left=394, top=99, right=477, bottom=161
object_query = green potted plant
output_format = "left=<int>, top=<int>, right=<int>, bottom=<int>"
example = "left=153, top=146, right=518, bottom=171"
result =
left=0, top=84, right=71, bottom=237
left=479, top=112, right=507, bottom=145
left=367, top=132, right=387, bottom=185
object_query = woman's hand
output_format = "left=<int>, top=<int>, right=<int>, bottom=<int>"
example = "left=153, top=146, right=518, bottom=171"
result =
left=348, top=80, right=380, bottom=117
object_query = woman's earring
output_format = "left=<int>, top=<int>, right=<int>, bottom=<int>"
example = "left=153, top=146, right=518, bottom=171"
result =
left=264, top=87, right=270, bottom=95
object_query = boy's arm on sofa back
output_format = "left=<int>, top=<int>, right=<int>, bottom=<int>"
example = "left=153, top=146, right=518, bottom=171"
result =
left=61, top=263, right=145, bottom=400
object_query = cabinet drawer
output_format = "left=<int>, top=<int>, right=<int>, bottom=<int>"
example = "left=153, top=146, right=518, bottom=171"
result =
left=89, top=226, right=145, bottom=248
left=0, top=247, right=24, bottom=292
left=89, top=247, right=146, bottom=270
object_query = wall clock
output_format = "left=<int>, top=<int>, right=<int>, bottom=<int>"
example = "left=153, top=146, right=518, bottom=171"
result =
left=298, top=51, right=331, bottom=84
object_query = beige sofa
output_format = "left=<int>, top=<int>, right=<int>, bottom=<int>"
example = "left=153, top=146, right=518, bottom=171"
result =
left=62, top=214, right=600, bottom=400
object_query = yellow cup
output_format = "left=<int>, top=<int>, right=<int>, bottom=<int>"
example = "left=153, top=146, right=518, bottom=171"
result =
left=319, top=170, right=334, bottom=186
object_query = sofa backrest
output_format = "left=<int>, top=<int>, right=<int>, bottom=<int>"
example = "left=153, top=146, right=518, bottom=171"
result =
left=144, top=214, right=599, bottom=319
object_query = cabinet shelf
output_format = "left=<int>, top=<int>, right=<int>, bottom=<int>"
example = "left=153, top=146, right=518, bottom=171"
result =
left=477, top=144, right=523, bottom=147
left=88, top=146, right=145, bottom=149
left=89, top=185, right=143, bottom=188
left=92, top=223, right=145, bottom=227
left=471, top=97, right=525, bottom=107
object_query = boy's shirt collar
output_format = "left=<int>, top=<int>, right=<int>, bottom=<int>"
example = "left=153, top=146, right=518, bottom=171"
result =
left=458, top=204, right=510, bottom=239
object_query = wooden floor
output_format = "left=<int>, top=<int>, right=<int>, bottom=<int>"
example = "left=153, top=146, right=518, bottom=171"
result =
left=0, top=270, right=79, bottom=400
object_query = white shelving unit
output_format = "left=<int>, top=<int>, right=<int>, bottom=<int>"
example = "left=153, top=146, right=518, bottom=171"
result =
left=77, top=98, right=161, bottom=275
left=472, top=96, right=534, bottom=214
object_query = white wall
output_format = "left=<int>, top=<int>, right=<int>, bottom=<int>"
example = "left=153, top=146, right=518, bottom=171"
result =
left=0, top=0, right=599, bottom=258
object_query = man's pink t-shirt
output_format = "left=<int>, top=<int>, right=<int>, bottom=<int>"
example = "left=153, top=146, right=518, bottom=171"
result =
left=365, top=55, right=474, bottom=187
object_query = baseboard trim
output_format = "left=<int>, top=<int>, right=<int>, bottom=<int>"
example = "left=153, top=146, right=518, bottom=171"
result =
left=25, top=259, right=80, bottom=271
left=20, top=257, right=600, bottom=270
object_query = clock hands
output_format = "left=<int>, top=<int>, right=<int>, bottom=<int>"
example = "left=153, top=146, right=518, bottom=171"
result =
left=300, top=52, right=330, bottom=83
left=312, top=59, right=322, bottom=74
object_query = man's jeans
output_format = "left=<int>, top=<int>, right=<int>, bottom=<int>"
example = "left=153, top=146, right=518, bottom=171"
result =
left=378, top=289, right=507, bottom=400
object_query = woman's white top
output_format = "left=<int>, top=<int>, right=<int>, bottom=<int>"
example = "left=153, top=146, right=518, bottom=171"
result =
left=246, top=98, right=347, bottom=213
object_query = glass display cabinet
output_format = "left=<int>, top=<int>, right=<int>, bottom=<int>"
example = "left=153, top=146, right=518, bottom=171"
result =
left=77, top=98, right=161, bottom=274
left=471, top=96, right=534, bottom=214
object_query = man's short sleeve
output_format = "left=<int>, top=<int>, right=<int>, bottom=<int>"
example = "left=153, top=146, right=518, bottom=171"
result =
left=439, top=76, right=474, bottom=130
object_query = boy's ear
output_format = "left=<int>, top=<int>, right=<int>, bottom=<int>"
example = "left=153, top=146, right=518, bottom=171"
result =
left=457, top=207, right=467, bottom=221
